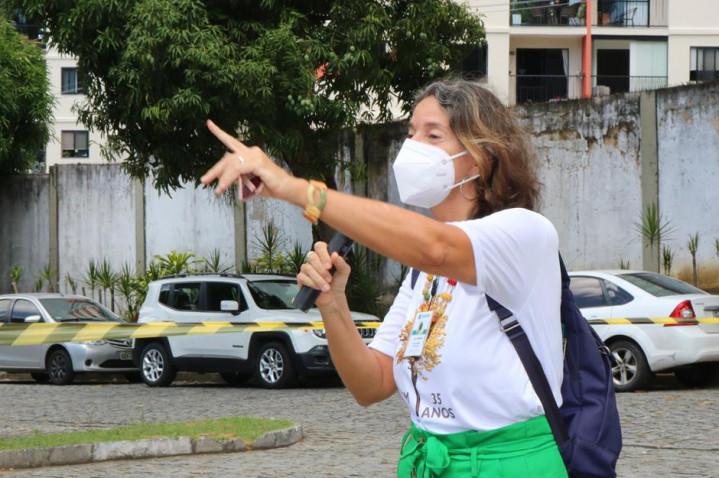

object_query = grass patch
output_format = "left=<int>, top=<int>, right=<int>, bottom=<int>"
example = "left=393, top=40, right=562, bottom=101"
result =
left=0, top=416, right=293, bottom=451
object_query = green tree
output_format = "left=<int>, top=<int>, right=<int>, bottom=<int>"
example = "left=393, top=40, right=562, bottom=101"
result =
left=18, top=0, right=484, bottom=193
left=0, top=16, right=53, bottom=175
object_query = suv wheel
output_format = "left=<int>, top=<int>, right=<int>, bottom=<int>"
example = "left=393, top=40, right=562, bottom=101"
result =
left=141, top=343, right=176, bottom=387
left=609, top=340, right=650, bottom=392
left=256, top=342, right=296, bottom=389
left=47, top=349, right=75, bottom=385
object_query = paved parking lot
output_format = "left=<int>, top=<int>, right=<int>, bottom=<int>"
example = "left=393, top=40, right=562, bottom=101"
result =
left=0, top=373, right=718, bottom=477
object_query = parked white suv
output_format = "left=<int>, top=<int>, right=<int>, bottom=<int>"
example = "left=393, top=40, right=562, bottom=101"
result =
left=135, top=273, right=379, bottom=388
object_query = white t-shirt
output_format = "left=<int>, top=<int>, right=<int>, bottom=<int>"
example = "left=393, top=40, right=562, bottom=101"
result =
left=369, top=208, right=563, bottom=434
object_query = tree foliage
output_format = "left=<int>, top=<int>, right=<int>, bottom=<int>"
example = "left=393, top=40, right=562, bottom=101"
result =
left=0, top=16, right=53, bottom=175
left=18, top=0, right=484, bottom=191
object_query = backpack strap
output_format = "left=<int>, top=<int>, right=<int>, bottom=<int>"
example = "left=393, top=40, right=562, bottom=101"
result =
left=486, top=289, right=569, bottom=445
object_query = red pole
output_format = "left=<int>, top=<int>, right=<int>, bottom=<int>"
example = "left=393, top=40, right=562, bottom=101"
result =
left=582, top=0, right=593, bottom=98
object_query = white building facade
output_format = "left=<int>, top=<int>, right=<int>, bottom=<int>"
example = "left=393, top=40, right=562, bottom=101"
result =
left=44, top=45, right=113, bottom=170
left=467, top=0, right=719, bottom=105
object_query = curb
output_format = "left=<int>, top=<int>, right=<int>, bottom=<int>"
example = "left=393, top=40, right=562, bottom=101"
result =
left=0, top=425, right=302, bottom=470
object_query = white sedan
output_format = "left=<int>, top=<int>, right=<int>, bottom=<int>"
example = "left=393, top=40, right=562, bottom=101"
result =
left=568, top=270, right=719, bottom=392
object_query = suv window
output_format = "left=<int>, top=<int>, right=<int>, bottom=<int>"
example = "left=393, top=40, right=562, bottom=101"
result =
left=159, top=283, right=172, bottom=306
left=11, top=299, right=42, bottom=323
left=0, top=299, right=11, bottom=322
left=570, top=277, right=609, bottom=309
left=205, top=282, right=246, bottom=312
left=247, top=280, right=299, bottom=310
left=166, top=283, right=201, bottom=311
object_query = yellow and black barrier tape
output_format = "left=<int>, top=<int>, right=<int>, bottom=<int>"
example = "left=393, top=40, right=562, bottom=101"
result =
left=587, top=317, right=719, bottom=326
left=0, top=321, right=382, bottom=347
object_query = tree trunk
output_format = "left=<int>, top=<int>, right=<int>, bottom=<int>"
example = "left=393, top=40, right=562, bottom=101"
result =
left=692, top=256, right=698, bottom=286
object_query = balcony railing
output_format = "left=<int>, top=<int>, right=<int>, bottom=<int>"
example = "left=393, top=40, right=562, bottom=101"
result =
left=509, top=0, right=667, bottom=27
left=512, top=74, right=668, bottom=104
left=510, top=1, right=586, bottom=26
left=594, top=0, right=666, bottom=27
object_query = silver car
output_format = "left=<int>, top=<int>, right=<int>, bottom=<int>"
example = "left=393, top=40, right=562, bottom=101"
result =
left=0, top=293, right=137, bottom=385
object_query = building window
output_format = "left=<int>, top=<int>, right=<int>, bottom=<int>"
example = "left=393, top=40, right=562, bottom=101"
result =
left=515, top=48, right=569, bottom=104
left=690, top=47, right=719, bottom=82
left=61, top=131, right=89, bottom=158
left=462, top=44, right=488, bottom=80
left=61, top=68, right=83, bottom=94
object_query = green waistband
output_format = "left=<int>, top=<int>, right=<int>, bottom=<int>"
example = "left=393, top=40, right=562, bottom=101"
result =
left=399, top=416, right=558, bottom=478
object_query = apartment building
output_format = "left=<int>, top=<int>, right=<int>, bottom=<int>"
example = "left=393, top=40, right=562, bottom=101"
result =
left=11, top=16, right=114, bottom=171
left=468, top=0, right=719, bottom=105
left=44, top=45, right=110, bottom=170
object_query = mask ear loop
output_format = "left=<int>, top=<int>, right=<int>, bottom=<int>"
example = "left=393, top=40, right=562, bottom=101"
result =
left=459, top=177, right=478, bottom=201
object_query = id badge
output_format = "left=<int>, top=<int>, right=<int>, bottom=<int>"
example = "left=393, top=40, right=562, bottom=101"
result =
left=404, top=311, right=432, bottom=358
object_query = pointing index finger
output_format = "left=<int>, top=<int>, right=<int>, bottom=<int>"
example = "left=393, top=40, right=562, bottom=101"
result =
left=206, top=119, right=242, bottom=152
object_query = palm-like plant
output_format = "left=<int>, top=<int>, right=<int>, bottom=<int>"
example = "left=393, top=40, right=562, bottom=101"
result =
left=635, top=203, right=674, bottom=272
left=202, top=248, right=232, bottom=274
left=33, top=277, right=43, bottom=293
left=39, top=264, right=55, bottom=292
left=145, top=261, right=165, bottom=282
left=84, top=260, right=99, bottom=301
left=619, top=259, right=630, bottom=270
left=117, top=263, right=139, bottom=321
left=688, top=233, right=699, bottom=286
left=285, top=242, right=306, bottom=275
left=153, top=251, right=198, bottom=276
left=9, top=265, right=22, bottom=294
left=65, top=273, right=78, bottom=294
left=96, top=259, right=117, bottom=311
left=662, top=246, right=674, bottom=276
left=253, top=223, right=286, bottom=273
left=715, top=238, right=719, bottom=261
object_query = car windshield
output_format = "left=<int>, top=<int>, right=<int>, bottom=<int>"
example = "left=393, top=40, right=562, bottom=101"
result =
left=39, top=298, right=121, bottom=322
left=618, top=272, right=707, bottom=297
left=247, top=280, right=299, bottom=310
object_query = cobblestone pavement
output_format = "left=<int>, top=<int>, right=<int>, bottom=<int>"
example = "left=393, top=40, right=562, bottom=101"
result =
left=0, top=374, right=717, bottom=478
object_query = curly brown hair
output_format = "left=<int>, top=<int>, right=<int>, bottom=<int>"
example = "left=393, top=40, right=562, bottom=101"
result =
left=414, top=79, right=540, bottom=218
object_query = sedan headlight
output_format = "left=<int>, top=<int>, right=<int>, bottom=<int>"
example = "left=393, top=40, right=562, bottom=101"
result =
left=81, top=340, right=108, bottom=346
left=312, top=328, right=327, bottom=339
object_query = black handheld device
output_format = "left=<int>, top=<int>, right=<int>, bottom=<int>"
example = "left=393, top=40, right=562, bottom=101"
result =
left=292, top=233, right=354, bottom=312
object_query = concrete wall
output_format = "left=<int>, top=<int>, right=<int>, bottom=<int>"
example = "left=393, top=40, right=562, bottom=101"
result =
left=144, top=182, right=236, bottom=269
left=245, top=198, right=312, bottom=262
left=518, top=95, right=644, bottom=271
left=657, top=82, right=719, bottom=288
left=0, top=176, right=50, bottom=294
left=56, top=165, right=137, bottom=295
left=2, top=82, right=718, bottom=294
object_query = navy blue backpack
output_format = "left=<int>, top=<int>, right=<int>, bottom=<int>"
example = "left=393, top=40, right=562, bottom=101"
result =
left=410, top=255, right=622, bottom=477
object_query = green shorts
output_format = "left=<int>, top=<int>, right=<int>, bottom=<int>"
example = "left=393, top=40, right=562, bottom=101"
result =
left=397, top=416, right=568, bottom=478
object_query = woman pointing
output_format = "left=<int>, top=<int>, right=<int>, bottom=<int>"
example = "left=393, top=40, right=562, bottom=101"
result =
left=201, top=79, right=566, bottom=478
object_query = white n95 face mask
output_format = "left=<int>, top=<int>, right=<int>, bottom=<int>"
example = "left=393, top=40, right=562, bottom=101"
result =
left=392, top=138, right=478, bottom=209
